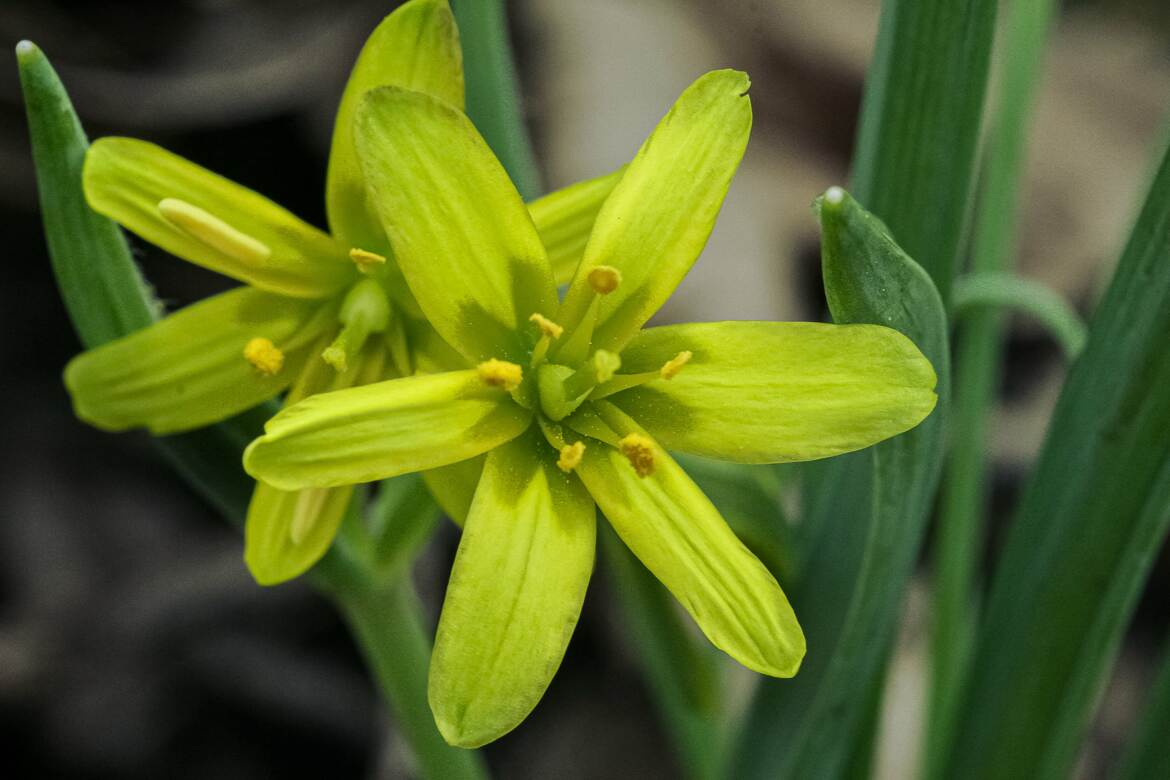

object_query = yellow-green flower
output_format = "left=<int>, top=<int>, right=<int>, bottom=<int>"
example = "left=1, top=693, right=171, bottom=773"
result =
left=60, top=0, right=619, bottom=585
left=243, top=68, right=938, bottom=746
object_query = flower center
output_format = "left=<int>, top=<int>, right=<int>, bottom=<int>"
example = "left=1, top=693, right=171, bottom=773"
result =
left=322, top=277, right=391, bottom=372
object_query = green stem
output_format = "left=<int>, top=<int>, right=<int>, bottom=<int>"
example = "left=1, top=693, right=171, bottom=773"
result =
left=451, top=0, right=542, bottom=199
left=926, top=0, right=1057, bottom=773
left=329, top=577, right=488, bottom=780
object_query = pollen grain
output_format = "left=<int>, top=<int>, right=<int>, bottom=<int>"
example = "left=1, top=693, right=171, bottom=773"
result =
left=244, top=337, right=285, bottom=376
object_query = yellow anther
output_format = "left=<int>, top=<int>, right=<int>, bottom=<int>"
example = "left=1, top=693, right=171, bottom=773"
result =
left=349, top=247, right=387, bottom=274
left=660, top=350, right=693, bottom=380
left=588, top=265, right=622, bottom=294
left=529, top=312, right=564, bottom=339
left=477, top=358, right=523, bottom=391
left=592, top=350, right=621, bottom=383
left=619, top=433, right=656, bottom=478
left=243, top=337, right=284, bottom=376
left=158, top=198, right=271, bottom=264
left=557, top=441, right=586, bottom=473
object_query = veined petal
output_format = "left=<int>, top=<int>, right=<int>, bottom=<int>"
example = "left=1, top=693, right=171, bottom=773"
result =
left=84, top=138, right=352, bottom=298
left=554, top=70, right=752, bottom=355
left=528, top=167, right=625, bottom=286
left=326, top=0, right=464, bottom=247
left=610, top=321, right=938, bottom=463
left=430, top=431, right=596, bottom=747
left=244, top=370, right=532, bottom=490
left=355, top=87, right=556, bottom=363
left=65, top=287, right=331, bottom=434
left=422, top=456, right=484, bottom=526
left=244, top=482, right=354, bottom=585
left=576, top=406, right=804, bottom=677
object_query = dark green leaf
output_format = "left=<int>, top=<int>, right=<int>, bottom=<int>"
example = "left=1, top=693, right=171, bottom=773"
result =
left=943, top=138, right=1170, bottom=780
left=731, top=189, right=949, bottom=779
left=1115, top=628, right=1170, bottom=780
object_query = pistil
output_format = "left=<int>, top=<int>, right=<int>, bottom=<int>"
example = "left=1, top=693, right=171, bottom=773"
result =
left=322, top=278, right=391, bottom=372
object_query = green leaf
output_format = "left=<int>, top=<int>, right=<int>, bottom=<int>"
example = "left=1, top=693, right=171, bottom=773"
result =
left=1115, top=628, right=1170, bottom=780
left=17, top=40, right=157, bottom=347
left=355, top=86, right=556, bottom=364
left=941, top=137, right=1170, bottom=780
left=244, top=370, right=532, bottom=490
left=850, top=0, right=997, bottom=302
left=732, top=188, right=949, bottom=779
left=429, top=430, right=595, bottom=747
left=84, top=137, right=353, bottom=298
left=553, top=70, right=752, bottom=355
left=609, top=320, right=936, bottom=464
left=951, top=271, right=1085, bottom=358
left=451, top=0, right=542, bottom=200
left=326, top=0, right=464, bottom=249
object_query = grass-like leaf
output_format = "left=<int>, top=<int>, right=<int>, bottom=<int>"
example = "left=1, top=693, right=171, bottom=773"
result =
left=943, top=137, right=1170, bottom=780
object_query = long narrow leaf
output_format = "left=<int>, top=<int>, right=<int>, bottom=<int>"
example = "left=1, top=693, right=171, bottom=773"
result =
left=731, top=189, right=948, bottom=779
left=943, top=138, right=1170, bottom=780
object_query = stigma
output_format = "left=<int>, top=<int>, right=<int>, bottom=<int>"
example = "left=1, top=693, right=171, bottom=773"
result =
left=619, top=433, right=656, bottom=477
left=477, top=358, right=523, bottom=391
left=660, top=351, right=692, bottom=380
left=557, top=441, right=586, bottom=473
left=158, top=198, right=271, bottom=264
left=243, top=337, right=284, bottom=376
left=349, top=247, right=387, bottom=274
left=588, top=265, right=622, bottom=294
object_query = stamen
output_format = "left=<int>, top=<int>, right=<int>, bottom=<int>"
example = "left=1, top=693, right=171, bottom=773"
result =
left=349, top=247, right=387, bottom=274
left=619, top=433, right=656, bottom=478
left=660, top=351, right=693, bottom=380
left=592, top=350, right=621, bottom=383
left=243, top=337, right=284, bottom=376
left=158, top=198, right=271, bottom=264
left=529, top=312, right=564, bottom=339
left=588, top=265, right=622, bottom=294
left=562, top=349, right=622, bottom=401
left=557, top=441, right=586, bottom=473
left=478, top=358, right=523, bottom=391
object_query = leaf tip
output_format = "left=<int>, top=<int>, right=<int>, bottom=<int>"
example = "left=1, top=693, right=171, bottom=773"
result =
left=14, top=39, right=39, bottom=63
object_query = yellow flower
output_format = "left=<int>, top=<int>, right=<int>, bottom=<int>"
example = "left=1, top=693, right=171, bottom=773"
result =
left=244, top=69, right=938, bottom=747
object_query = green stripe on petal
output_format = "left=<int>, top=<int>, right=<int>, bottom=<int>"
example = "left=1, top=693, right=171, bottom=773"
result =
left=429, top=430, right=596, bottom=747
left=554, top=70, right=752, bottom=354
left=528, top=167, right=625, bottom=286
left=609, top=321, right=937, bottom=463
left=355, top=87, right=557, bottom=363
left=326, top=0, right=464, bottom=248
left=64, top=286, right=331, bottom=434
left=244, top=370, right=532, bottom=490
left=84, top=137, right=352, bottom=298
left=577, top=404, right=804, bottom=677
left=244, top=482, right=354, bottom=585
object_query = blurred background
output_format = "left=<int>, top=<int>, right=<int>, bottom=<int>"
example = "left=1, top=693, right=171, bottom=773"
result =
left=1, top=0, right=1168, bottom=777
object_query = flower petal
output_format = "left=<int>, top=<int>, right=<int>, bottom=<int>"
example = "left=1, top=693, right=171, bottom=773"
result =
left=244, top=370, right=531, bottom=490
left=326, top=0, right=463, bottom=248
left=64, top=287, right=331, bottom=434
left=244, top=482, right=354, bottom=585
left=528, top=167, right=625, bottom=285
left=84, top=138, right=352, bottom=297
left=422, top=456, right=484, bottom=526
left=576, top=406, right=804, bottom=677
left=609, top=321, right=938, bottom=463
left=354, top=87, right=557, bottom=363
left=554, top=70, right=752, bottom=354
left=429, top=431, right=596, bottom=747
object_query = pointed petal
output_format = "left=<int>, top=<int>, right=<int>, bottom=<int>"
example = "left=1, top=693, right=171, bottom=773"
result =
left=355, top=87, right=556, bottom=363
left=84, top=138, right=352, bottom=297
left=244, top=370, right=532, bottom=490
left=577, top=406, right=804, bottom=677
left=244, top=482, right=354, bottom=585
left=528, top=167, right=625, bottom=285
left=429, top=431, right=596, bottom=747
left=610, top=321, right=938, bottom=463
left=554, top=70, right=752, bottom=354
left=64, top=287, right=330, bottom=434
left=326, top=0, right=464, bottom=247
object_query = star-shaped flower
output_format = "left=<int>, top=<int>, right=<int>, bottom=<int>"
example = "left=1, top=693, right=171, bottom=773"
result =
left=244, top=69, right=937, bottom=746
left=61, top=0, right=618, bottom=585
